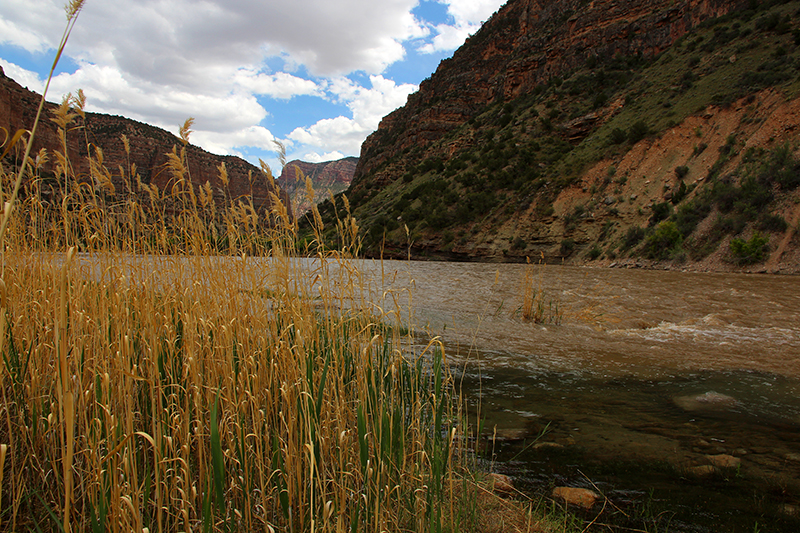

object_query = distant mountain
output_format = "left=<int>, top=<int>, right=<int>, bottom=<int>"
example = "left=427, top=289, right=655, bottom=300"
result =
left=0, top=66, right=290, bottom=219
left=311, top=0, right=800, bottom=273
left=277, top=157, right=357, bottom=216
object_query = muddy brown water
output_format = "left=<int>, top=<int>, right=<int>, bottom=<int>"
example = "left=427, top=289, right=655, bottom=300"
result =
left=355, top=259, right=800, bottom=532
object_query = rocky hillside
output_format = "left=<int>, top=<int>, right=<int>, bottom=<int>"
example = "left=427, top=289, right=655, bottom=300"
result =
left=277, top=157, right=357, bottom=216
left=0, top=67, right=289, bottom=218
left=311, top=0, right=800, bottom=273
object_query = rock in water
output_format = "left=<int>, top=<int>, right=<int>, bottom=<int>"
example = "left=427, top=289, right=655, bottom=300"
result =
left=487, top=473, right=514, bottom=494
left=707, top=454, right=741, bottom=469
left=552, top=487, right=600, bottom=509
left=673, top=391, right=737, bottom=412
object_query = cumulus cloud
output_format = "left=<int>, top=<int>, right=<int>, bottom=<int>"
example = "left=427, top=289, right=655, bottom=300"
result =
left=234, top=70, right=323, bottom=100
left=287, top=75, right=417, bottom=157
left=0, top=60, right=44, bottom=92
left=420, top=0, right=505, bottom=53
left=0, top=0, right=483, bottom=163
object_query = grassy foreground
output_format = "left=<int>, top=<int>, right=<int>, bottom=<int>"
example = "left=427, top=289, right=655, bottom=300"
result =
left=0, top=6, right=593, bottom=531
left=0, top=85, right=485, bottom=531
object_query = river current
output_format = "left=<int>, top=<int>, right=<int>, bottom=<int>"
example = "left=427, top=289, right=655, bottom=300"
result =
left=353, top=259, right=800, bottom=532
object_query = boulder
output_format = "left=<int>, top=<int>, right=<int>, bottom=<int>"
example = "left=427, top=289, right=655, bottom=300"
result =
left=673, top=391, right=737, bottom=412
left=687, top=465, right=717, bottom=477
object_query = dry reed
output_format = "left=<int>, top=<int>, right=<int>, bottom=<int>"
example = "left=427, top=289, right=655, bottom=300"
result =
left=0, top=12, right=478, bottom=528
left=0, top=8, right=588, bottom=532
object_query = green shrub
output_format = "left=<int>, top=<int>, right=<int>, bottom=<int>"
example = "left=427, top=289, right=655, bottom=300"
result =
left=649, top=202, right=672, bottom=226
left=609, top=127, right=627, bottom=145
left=729, top=232, right=770, bottom=264
left=674, top=165, right=689, bottom=180
left=673, top=197, right=711, bottom=237
left=628, top=120, right=650, bottom=143
left=671, top=180, right=689, bottom=205
left=644, top=221, right=683, bottom=260
left=587, top=245, right=602, bottom=260
left=560, top=238, right=576, bottom=256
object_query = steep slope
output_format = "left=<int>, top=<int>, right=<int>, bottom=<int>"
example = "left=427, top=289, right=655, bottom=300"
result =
left=0, top=67, right=290, bottom=218
left=277, top=157, right=357, bottom=216
left=311, top=0, right=800, bottom=273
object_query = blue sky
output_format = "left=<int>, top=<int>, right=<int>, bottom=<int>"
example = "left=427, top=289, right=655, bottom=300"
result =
left=1, top=0, right=505, bottom=172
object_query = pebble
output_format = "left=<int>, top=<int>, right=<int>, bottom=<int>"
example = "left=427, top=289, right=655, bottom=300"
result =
left=781, top=504, right=799, bottom=518
left=532, top=442, right=565, bottom=450
left=687, top=465, right=717, bottom=477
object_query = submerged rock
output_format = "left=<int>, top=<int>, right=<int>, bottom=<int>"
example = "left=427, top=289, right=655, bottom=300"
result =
left=552, top=487, right=600, bottom=509
left=687, top=465, right=717, bottom=477
left=532, top=442, right=565, bottom=451
left=673, top=391, right=738, bottom=412
left=707, top=454, right=741, bottom=469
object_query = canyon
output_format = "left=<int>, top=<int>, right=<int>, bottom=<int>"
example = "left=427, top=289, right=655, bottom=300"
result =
left=312, top=0, right=800, bottom=274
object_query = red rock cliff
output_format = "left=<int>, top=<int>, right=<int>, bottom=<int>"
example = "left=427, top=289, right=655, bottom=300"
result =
left=354, top=0, right=746, bottom=188
left=0, top=66, right=290, bottom=219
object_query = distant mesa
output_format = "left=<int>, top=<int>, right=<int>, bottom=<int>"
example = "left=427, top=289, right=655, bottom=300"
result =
left=277, top=158, right=357, bottom=216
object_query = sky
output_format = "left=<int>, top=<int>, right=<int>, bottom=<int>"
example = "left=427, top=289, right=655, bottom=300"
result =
left=0, top=0, right=506, bottom=172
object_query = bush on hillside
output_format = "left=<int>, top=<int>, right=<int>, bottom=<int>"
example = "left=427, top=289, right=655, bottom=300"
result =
left=729, top=232, right=770, bottom=264
left=644, top=221, right=683, bottom=260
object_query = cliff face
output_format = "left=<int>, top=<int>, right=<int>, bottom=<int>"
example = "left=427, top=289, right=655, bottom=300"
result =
left=312, top=0, right=800, bottom=273
left=277, top=157, right=357, bottom=216
left=354, top=0, right=745, bottom=188
left=0, top=67, right=290, bottom=217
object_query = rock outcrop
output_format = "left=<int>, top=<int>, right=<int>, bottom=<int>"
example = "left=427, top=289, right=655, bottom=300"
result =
left=0, top=66, right=290, bottom=219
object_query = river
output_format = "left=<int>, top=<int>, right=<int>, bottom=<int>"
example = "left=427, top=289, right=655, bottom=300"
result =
left=355, top=259, right=800, bottom=532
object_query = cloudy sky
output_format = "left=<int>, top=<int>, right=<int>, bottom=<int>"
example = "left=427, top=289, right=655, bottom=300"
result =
left=0, top=0, right=505, bottom=170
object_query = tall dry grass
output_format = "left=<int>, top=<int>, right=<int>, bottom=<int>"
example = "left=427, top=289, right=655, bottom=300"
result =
left=0, top=10, right=482, bottom=532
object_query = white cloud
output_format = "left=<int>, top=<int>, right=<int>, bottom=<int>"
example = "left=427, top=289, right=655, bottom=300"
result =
left=0, top=60, right=44, bottom=92
left=420, top=0, right=505, bottom=53
left=45, top=64, right=268, bottom=135
left=304, top=151, right=347, bottom=163
left=1, top=0, right=474, bottom=163
left=288, top=75, right=417, bottom=157
left=0, top=0, right=63, bottom=53
left=439, top=0, right=504, bottom=26
left=234, top=70, right=323, bottom=100
left=192, top=126, right=277, bottom=157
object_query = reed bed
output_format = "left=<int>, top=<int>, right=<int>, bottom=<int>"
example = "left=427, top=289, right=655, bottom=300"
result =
left=0, top=9, right=591, bottom=531
left=0, top=62, right=479, bottom=533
